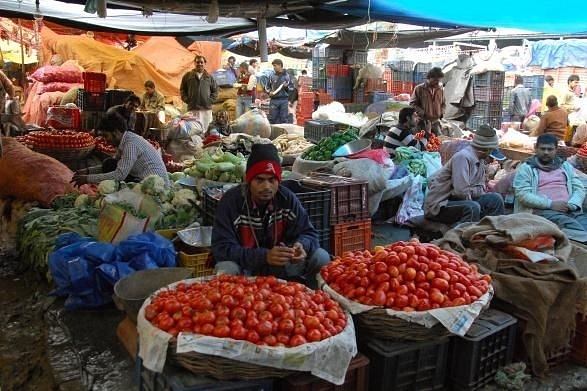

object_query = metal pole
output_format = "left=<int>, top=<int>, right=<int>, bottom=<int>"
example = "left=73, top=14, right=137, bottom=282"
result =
left=18, top=19, right=26, bottom=89
left=258, top=18, right=268, bottom=62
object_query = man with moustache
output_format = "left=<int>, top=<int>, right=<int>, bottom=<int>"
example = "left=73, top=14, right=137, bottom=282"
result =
left=211, top=143, right=330, bottom=288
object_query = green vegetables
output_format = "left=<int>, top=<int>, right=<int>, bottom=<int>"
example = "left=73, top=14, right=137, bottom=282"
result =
left=18, top=206, right=100, bottom=280
left=184, top=150, right=246, bottom=183
left=302, top=130, right=358, bottom=161
left=393, top=146, right=427, bottom=177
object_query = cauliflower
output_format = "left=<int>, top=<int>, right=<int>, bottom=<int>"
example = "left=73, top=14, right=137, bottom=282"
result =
left=74, top=194, right=90, bottom=208
left=172, top=188, right=197, bottom=207
left=140, top=175, right=166, bottom=195
left=97, top=180, right=119, bottom=195
left=161, top=202, right=174, bottom=213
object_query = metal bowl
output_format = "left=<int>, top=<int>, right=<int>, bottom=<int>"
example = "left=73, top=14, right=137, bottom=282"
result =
left=177, top=226, right=213, bottom=247
left=332, top=138, right=372, bottom=157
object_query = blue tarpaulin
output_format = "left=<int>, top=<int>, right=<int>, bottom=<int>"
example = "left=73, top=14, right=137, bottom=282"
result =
left=529, top=39, right=587, bottom=69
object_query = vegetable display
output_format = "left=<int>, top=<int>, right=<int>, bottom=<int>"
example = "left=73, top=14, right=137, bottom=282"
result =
left=272, top=134, right=314, bottom=155
left=145, top=274, right=348, bottom=346
left=19, top=130, right=95, bottom=149
left=320, top=239, right=492, bottom=311
left=94, top=136, right=117, bottom=155
left=414, top=131, right=442, bottom=152
left=301, top=130, right=358, bottom=161
left=184, top=150, right=246, bottom=183
left=393, top=146, right=427, bottom=176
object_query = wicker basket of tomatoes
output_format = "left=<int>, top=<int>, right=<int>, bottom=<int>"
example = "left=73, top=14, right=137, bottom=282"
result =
left=137, top=275, right=357, bottom=384
left=319, top=239, right=493, bottom=341
left=24, top=129, right=95, bottom=161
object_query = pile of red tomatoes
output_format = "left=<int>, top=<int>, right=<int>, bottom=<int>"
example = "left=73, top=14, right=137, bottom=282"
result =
left=145, top=275, right=347, bottom=347
left=321, top=239, right=491, bottom=312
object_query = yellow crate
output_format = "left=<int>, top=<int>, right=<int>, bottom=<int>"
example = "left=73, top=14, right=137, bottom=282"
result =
left=179, top=249, right=215, bottom=278
left=156, top=228, right=180, bottom=240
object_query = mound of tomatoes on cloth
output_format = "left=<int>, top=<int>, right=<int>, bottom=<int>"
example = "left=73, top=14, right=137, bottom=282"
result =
left=20, top=129, right=95, bottom=149
left=414, top=131, right=441, bottom=152
left=94, top=136, right=117, bottom=155
left=144, top=275, right=347, bottom=347
left=320, top=239, right=492, bottom=312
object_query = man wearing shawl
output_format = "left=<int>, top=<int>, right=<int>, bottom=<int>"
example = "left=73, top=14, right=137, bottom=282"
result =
left=513, top=133, right=587, bottom=242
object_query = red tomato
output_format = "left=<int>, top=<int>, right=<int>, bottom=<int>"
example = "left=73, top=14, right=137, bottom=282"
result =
left=256, top=320, right=274, bottom=337
left=164, top=299, right=181, bottom=315
left=290, top=334, right=307, bottom=347
left=307, top=328, right=322, bottom=342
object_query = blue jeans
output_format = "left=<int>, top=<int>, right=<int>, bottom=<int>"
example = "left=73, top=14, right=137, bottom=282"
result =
left=431, top=193, right=505, bottom=227
left=214, top=248, right=331, bottom=289
left=236, top=95, right=252, bottom=118
left=534, top=209, right=587, bottom=242
left=269, top=99, right=289, bottom=124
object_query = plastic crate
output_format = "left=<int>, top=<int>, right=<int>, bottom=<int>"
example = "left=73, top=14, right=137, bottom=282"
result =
left=83, top=71, right=107, bottom=93
left=448, top=309, right=517, bottom=391
left=473, top=85, right=504, bottom=101
left=388, top=60, right=414, bottom=72
left=138, top=358, right=274, bottom=391
left=389, top=81, right=414, bottom=96
left=316, top=227, right=331, bottom=253
left=282, top=180, right=331, bottom=231
left=312, top=78, right=327, bottom=91
left=80, top=110, right=106, bottom=131
left=572, top=313, right=587, bottom=366
left=45, top=106, right=81, bottom=129
left=332, top=219, right=372, bottom=256
left=353, top=89, right=366, bottom=104
left=344, top=50, right=368, bottom=65
left=312, top=46, right=343, bottom=60
left=366, top=92, right=393, bottom=104
left=105, top=89, right=133, bottom=109
left=301, top=173, right=369, bottom=225
left=413, top=72, right=428, bottom=84
left=276, top=353, right=369, bottom=391
left=304, top=119, right=337, bottom=143
left=363, top=336, right=449, bottom=391
left=522, top=75, right=545, bottom=89
left=326, top=64, right=352, bottom=77
left=468, top=115, right=502, bottom=131
left=78, top=89, right=106, bottom=111
left=343, top=103, right=368, bottom=114
left=414, top=62, right=432, bottom=74
left=471, top=101, right=503, bottom=118
left=178, top=248, right=214, bottom=278
left=473, top=71, right=505, bottom=87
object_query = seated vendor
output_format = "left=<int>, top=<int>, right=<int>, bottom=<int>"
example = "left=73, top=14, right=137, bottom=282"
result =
left=211, top=143, right=330, bottom=289
left=205, top=110, right=232, bottom=137
left=106, top=94, right=140, bottom=133
left=140, top=80, right=165, bottom=112
left=424, top=125, right=505, bottom=227
left=72, top=112, right=170, bottom=187
left=384, top=107, right=428, bottom=157
left=513, top=133, right=587, bottom=242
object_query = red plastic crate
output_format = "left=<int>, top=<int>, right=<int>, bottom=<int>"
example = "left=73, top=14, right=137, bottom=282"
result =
left=276, top=353, right=369, bottom=391
left=383, top=71, right=393, bottom=93
left=318, top=92, right=334, bottom=105
left=364, top=78, right=386, bottom=92
left=389, top=81, right=415, bottom=96
left=332, top=219, right=372, bottom=256
left=83, top=71, right=107, bottom=93
left=45, top=106, right=81, bottom=129
left=302, top=173, right=369, bottom=225
left=326, top=64, right=352, bottom=77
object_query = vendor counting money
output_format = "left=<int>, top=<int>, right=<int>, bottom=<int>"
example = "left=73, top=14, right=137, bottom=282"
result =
left=211, top=143, right=330, bottom=288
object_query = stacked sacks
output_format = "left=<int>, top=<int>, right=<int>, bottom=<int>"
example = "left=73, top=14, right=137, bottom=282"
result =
left=212, top=87, right=237, bottom=120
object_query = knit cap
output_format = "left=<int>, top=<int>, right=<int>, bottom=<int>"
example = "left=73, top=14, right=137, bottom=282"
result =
left=245, top=143, right=282, bottom=183
left=472, top=124, right=499, bottom=149
left=577, top=143, right=587, bottom=158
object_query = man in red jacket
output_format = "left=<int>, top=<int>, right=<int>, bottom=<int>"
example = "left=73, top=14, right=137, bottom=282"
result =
left=235, top=62, right=257, bottom=118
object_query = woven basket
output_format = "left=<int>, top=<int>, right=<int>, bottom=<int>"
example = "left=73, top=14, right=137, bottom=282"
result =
left=34, top=144, right=95, bottom=161
left=355, top=308, right=452, bottom=341
left=167, top=339, right=296, bottom=380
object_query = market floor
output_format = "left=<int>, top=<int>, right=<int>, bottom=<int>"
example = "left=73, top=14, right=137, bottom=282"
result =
left=3, top=223, right=587, bottom=390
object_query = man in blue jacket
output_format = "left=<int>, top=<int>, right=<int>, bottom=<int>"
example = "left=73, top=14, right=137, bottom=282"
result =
left=266, top=59, right=292, bottom=124
left=211, top=143, right=330, bottom=288
left=513, top=132, right=587, bottom=241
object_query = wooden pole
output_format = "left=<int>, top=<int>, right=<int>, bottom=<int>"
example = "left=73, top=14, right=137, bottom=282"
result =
left=18, top=19, right=26, bottom=91
left=258, top=18, right=268, bottom=62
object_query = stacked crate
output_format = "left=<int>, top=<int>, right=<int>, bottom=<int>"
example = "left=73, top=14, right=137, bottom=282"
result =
left=105, top=89, right=133, bottom=110
left=312, top=46, right=343, bottom=92
left=296, top=91, right=314, bottom=126
left=301, top=173, right=371, bottom=256
left=326, top=64, right=352, bottom=102
left=79, top=72, right=107, bottom=131
left=413, top=62, right=432, bottom=85
left=522, top=74, right=545, bottom=102
left=469, top=71, right=505, bottom=130
left=387, top=60, right=415, bottom=97
left=343, top=50, right=369, bottom=66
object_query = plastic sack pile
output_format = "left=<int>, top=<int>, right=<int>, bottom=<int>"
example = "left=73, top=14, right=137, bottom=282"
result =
left=49, top=231, right=176, bottom=310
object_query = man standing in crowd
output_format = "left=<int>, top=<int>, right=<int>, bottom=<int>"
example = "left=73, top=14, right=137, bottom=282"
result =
left=211, top=143, right=330, bottom=289
left=72, top=113, right=170, bottom=187
left=509, top=75, right=532, bottom=122
left=424, top=125, right=505, bottom=227
left=384, top=106, right=429, bottom=157
left=534, top=95, right=568, bottom=140
left=248, top=58, right=259, bottom=75
left=180, top=55, right=218, bottom=130
left=105, top=94, right=141, bottom=133
left=235, top=62, right=256, bottom=118
left=224, top=56, right=238, bottom=80
left=513, top=133, right=587, bottom=242
left=561, top=74, right=581, bottom=113
left=266, top=59, right=292, bottom=124
left=541, top=75, right=557, bottom=113
left=410, top=67, right=445, bottom=136
left=140, top=80, right=165, bottom=112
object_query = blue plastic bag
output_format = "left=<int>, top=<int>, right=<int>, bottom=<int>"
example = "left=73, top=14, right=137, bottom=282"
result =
left=117, top=232, right=177, bottom=268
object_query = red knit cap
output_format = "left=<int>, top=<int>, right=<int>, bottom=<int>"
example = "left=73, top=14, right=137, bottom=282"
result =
left=245, top=143, right=282, bottom=183
left=578, top=143, right=587, bottom=158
